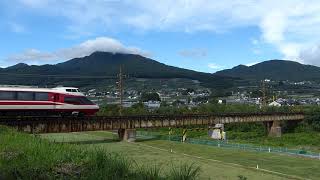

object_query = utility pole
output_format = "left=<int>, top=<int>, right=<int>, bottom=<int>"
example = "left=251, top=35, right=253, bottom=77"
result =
left=261, top=80, right=267, bottom=106
left=118, top=65, right=124, bottom=116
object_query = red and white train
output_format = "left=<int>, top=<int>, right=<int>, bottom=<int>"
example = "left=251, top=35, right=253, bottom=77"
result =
left=0, top=86, right=99, bottom=116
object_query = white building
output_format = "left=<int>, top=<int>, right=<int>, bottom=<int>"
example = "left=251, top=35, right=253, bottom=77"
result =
left=268, top=101, right=281, bottom=107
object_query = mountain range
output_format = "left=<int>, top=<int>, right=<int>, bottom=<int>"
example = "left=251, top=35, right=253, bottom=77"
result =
left=1, top=52, right=320, bottom=89
left=0, top=52, right=236, bottom=89
left=215, top=60, right=320, bottom=82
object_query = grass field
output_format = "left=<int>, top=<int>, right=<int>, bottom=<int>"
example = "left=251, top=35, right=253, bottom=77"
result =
left=226, top=132, right=320, bottom=152
left=41, top=131, right=320, bottom=180
left=144, top=127, right=320, bottom=153
left=0, top=127, right=203, bottom=180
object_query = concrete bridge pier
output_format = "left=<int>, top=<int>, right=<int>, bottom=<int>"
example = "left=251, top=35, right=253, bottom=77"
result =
left=208, top=124, right=225, bottom=140
left=266, top=121, right=282, bottom=137
left=118, top=128, right=136, bottom=142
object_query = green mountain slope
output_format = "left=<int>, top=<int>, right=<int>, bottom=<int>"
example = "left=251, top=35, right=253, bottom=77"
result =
left=215, top=60, right=320, bottom=81
left=0, top=52, right=236, bottom=89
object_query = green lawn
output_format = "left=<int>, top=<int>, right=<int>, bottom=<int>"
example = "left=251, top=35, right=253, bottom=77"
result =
left=226, top=132, right=320, bottom=152
left=41, top=131, right=320, bottom=180
left=141, top=128, right=320, bottom=153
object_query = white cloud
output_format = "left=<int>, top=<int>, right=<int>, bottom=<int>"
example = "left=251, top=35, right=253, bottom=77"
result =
left=299, top=45, right=320, bottom=66
left=260, top=11, right=287, bottom=44
left=9, top=0, right=320, bottom=66
left=246, top=62, right=259, bottom=66
left=178, top=49, right=208, bottom=58
left=5, top=37, right=149, bottom=65
left=8, top=49, right=55, bottom=62
left=57, top=37, right=150, bottom=60
left=279, top=43, right=302, bottom=60
left=208, top=63, right=223, bottom=69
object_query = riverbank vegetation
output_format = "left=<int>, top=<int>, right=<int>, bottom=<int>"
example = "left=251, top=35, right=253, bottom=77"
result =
left=0, top=126, right=200, bottom=180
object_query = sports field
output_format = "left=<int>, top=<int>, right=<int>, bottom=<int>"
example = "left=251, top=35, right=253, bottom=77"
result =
left=41, top=131, right=320, bottom=180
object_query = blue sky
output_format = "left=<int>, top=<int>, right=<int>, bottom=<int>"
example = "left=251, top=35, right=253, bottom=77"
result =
left=1, top=0, right=320, bottom=72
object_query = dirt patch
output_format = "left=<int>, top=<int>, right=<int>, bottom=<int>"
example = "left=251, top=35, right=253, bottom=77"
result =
left=53, top=162, right=82, bottom=177
left=0, top=149, right=24, bottom=161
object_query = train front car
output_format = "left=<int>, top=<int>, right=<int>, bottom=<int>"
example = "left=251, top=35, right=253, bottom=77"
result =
left=53, top=87, right=99, bottom=116
left=0, top=86, right=99, bottom=116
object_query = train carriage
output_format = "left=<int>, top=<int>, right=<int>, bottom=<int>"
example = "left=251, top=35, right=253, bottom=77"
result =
left=0, top=86, right=99, bottom=116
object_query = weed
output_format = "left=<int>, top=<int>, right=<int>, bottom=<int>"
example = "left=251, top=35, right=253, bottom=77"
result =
left=169, top=163, right=201, bottom=180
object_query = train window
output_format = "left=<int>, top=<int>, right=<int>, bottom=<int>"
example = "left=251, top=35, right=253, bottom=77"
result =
left=79, top=97, right=94, bottom=105
left=35, top=92, right=49, bottom=101
left=66, top=89, right=78, bottom=92
left=0, top=91, right=16, bottom=100
left=17, top=92, right=34, bottom=101
left=64, top=96, right=94, bottom=105
left=64, top=97, right=81, bottom=105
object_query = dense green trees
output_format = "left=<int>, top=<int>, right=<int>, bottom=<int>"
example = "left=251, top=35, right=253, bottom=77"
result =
left=140, top=92, right=161, bottom=102
left=298, top=106, right=320, bottom=131
left=98, top=103, right=302, bottom=116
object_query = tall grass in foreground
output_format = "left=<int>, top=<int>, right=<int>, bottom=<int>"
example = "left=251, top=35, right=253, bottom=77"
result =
left=169, top=163, right=201, bottom=180
left=0, top=126, right=201, bottom=180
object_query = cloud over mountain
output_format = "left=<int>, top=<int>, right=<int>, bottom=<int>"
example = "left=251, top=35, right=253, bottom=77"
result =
left=5, top=37, right=149, bottom=65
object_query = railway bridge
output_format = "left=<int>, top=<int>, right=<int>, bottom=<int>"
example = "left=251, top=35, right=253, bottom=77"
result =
left=0, top=112, right=304, bottom=141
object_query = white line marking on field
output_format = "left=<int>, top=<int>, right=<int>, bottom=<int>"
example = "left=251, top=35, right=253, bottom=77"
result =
left=133, top=142, right=308, bottom=180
